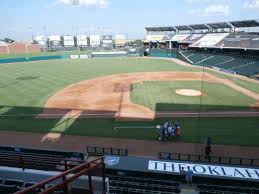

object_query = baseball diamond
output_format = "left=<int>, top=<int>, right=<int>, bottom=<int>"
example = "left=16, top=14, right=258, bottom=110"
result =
left=2, top=2, right=259, bottom=192
left=0, top=57, right=259, bottom=147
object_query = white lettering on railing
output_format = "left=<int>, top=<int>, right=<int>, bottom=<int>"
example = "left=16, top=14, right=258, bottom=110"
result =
left=148, top=160, right=259, bottom=180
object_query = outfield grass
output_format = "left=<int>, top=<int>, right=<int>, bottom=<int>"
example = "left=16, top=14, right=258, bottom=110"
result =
left=0, top=57, right=258, bottom=146
left=131, top=81, right=256, bottom=111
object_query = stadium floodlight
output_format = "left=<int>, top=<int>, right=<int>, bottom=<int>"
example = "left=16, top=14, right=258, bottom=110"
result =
left=71, top=0, right=79, bottom=5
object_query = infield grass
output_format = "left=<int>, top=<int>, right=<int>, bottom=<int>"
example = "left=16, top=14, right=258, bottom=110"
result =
left=131, top=81, right=256, bottom=111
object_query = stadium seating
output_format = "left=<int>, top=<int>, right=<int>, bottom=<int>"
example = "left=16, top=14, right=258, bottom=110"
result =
left=108, top=174, right=181, bottom=194
left=198, top=183, right=259, bottom=194
left=216, top=33, right=259, bottom=49
left=0, top=146, right=84, bottom=159
left=179, top=34, right=204, bottom=44
left=0, top=178, right=67, bottom=194
left=181, top=50, right=259, bottom=77
left=0, top=179, right=24, bottom=194
left=191, top=33, right=229, bottom=47
left=171, top=34, right=190, bottom=42
left=233, top=62, right=259, bottom=76
left=0, top=146, right=84, bottom=171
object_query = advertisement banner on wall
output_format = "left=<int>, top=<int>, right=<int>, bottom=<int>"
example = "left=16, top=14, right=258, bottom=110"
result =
left=77, top=35, right=88, bottom=46
left=115, top=35, right=126, bottom=46
left=90, top=35, right=101, bottom=46
left=102, top=35, right=113, bottom=46
left=64, top=35, right=75, bottom=47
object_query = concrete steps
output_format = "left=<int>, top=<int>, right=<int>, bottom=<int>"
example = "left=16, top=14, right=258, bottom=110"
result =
left=181, top=185, right=199, bottom=194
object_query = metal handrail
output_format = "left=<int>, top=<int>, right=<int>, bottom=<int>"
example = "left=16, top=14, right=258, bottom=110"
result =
left=14, top=157, right=105, bottom=194
left=159, top=152, right=259, bottom=167
left=0, top=152, right=84, bottom=171
left=87, top=146, right=128, bottom=156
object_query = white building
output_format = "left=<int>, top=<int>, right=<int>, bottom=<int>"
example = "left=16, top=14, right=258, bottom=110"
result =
left=49, top=35, right=61, bottom=46
left=77, top=35, right=88, bottom=46
left=90, top=35, right=101, bottom=47
left=34, top=35, right=46, bottom=46
left=63, top=35, right=75, bottom=47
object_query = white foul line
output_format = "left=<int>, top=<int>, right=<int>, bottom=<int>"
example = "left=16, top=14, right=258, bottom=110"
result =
left=113, top=126, right=155, bottom=130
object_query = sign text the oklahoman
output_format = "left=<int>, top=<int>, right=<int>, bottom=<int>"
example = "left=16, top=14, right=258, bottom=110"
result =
left=148, top=160, right=259, bottom=180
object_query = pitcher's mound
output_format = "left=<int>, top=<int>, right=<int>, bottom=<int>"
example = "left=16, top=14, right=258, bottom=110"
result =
left=176, top=89, right=202, bottom=97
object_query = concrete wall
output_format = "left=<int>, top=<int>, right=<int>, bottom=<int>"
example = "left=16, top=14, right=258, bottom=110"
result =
left=0, top=42, right=42, bottom=55
left=0, top=46, right=9, bottom=54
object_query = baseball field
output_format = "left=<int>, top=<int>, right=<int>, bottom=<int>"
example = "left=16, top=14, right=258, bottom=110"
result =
left=0, top=56, right=259, bottom=146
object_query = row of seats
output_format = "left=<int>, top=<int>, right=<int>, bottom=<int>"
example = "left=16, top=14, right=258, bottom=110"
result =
left=204, top=55, right=234, bottom=65
left=0, top=146, right=84, bottom=160
left=182, top=51, right=259, bottom=77
left=109, top=185, right=177, bottom=194
left=108, top=175, right=181, bottom=194
left=187, top=52, right=213, bottom=63
left=216, top=33, right=259, bottom=49
left=198, top=183, right=259, bottom=194
left=0, top=178, right=65, bottom=194
left=234, top=62, right=259, bottom=76
left=0, top=146, right=85, bottom=171
left=109, top=175, right=180, bottom=186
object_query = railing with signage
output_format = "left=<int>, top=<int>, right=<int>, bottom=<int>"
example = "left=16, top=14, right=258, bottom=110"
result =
left=87, top=146, right=128, bottom=156
left=158, top=152, right=259, bottom=167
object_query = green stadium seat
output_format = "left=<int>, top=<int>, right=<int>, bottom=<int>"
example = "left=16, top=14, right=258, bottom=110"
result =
left=182, top=50, right=259, bottom=77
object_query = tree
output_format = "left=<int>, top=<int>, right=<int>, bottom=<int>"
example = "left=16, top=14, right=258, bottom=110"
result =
left=128, top=39, right=143, bottom=47
left=60, top=36, right=64, bottom=47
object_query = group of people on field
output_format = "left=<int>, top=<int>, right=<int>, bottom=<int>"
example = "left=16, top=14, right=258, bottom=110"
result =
left=157, top=121, right=181, bottom=142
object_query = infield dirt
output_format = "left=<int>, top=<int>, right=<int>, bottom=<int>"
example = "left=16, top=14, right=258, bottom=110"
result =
left=38, top=71, right=259, bottom=120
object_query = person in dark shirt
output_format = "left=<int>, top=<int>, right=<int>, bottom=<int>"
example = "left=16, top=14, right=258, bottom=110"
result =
left=180, top=167, right=186, bottom=175
left=174, top=122, right=181, bottom=136
left=179, top=167, right=186, bottom=183
left=205, top=137, right=212, bottom=153
left=186, top=166, right=194, bottom=186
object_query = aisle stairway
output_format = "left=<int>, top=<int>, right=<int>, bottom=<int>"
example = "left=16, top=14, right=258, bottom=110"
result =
left=181, top=185, right=199, bottom=194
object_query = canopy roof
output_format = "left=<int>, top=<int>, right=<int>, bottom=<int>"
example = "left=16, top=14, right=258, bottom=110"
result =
left=145, top=27, right=176, bottom=32
left=189, top=24, right=210, bottom=30
left=230, top=20, right=259, bottom=28
left=145, top=19, right=259, bottom=32
left=207, top=22, right=231, bottom=29
left=175, top=25, right=192, bottom=31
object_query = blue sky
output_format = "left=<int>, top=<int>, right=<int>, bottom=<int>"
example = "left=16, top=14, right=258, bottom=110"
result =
left=1, top=0, right=259, bottom=40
